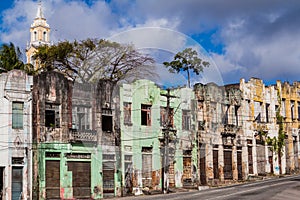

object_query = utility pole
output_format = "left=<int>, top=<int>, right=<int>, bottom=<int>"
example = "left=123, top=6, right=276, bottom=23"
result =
left=160, top=88, right=177, bottom=194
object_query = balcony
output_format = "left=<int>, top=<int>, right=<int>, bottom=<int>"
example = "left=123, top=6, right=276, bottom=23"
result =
left=70, top=129, right=97, bottom=144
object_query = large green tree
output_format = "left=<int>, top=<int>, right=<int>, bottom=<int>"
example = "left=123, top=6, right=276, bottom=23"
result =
left=163, top=48, right=210, bottom=88
left=33, top=38, right=155, bottom=83
left=0, top=42, right=33, bottom=73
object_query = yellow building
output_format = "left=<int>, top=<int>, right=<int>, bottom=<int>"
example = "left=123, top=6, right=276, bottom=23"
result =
left=26, top=1, right=51, bottom=70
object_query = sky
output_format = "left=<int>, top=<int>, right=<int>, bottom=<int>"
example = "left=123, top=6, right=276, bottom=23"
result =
left=0, top=0, right=300, bottom=87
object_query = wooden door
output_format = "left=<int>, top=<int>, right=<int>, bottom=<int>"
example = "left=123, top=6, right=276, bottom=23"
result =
left=67, top=161, right=91, bottom=198
left=46, top=160, right=60, bottom=199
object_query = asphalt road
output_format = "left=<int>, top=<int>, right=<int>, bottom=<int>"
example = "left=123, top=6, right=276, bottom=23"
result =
left=117, top=175, right=300, bottom=200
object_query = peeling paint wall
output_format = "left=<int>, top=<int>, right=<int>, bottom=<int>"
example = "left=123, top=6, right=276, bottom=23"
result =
left=0, top=70, right=33, bottom=200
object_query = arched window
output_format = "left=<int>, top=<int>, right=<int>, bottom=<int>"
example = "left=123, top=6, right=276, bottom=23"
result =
left=43, top=31, right=47, bottom=41
left=34, top=31, right=37, bottom=41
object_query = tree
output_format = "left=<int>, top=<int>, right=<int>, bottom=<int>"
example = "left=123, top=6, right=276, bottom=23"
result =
left=33, top=38, right=155, bottom=83
left=163, top=48, right=209, bottom=88
left=0, top=42, right=34, bottom=73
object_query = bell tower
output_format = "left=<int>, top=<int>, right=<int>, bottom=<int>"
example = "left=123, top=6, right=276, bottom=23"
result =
left=26, top=0, right=50, bottom=70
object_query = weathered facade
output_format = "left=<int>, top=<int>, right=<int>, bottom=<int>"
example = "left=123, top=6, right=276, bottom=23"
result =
left=119, top=80, right=197, bottom=194
left=0, top=70, right=33, bottom=200
left=277, top=81, right=300, bottom=173
left=31, top=71, right=124, bottom=199
left=194, top=82, right=245, bottom=185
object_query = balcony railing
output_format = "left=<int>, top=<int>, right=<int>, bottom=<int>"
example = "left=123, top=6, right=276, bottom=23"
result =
left=70, top=129, right=97, bottom=143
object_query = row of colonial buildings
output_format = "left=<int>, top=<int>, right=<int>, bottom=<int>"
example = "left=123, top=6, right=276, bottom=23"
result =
left=0, top=69, right=300, bottom=199
left=0, top=2, right=299, bottom=200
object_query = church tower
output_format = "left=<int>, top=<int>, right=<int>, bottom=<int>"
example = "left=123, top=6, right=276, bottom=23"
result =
left=26, top=1, right=50, bottom=70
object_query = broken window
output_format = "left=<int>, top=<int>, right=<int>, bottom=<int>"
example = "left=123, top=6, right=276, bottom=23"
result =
left=72, top=106, right=91, bottom=130
left=197, top=100, right=204, bottom=122
left=102, top=115, right=113, bottom=132
left=222, top=104, right=229, bottom=124
left=291, top=101, right=295, bottom=120
left=281, top=99, right=286, bottom=117
left=141, top=104, right=151, bottom=126
left=266, top=103, right=270, bottom=123
left=234, top=105, right=239, bottom=126
left=160, top=107, right=174, bottom=127
left=254, top=101, right=262, bottom=123
left=123, top=102, right=132, bottom=125
left=45, top=104, right=60, bottom=128
left=182, top=110, right=191, bottom=130
left=298, top=102, right=300, bottom=121
left=12, top=102, right=23, bottom=129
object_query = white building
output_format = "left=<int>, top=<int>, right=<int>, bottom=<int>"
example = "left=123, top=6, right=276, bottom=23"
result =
left=0, top=70, right=33, bottom=200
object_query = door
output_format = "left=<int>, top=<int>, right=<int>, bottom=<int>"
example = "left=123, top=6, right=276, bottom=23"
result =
left=224, top=150, right=233, bottom=180
left=199, top=144, right=206, bottom=185
left=46, top=160, right=60, bottom=199
left=0, top=167, right=4, bottom=199
left=12, top=167, right=22, bottom=200
left=103, top=161, right=115, bottom=196
left=256, top=144, right=266, bottom=175
left=237, top=151, right=243, bottom=180
left=213, top=150, right=219, bottom=179
left=182, top=157, right=192, bottom=185
left=67, top=161, right=91, bottom=198
left=248, top=146, right=253, bottom=174
left=142, top=154, right=152, bottom=187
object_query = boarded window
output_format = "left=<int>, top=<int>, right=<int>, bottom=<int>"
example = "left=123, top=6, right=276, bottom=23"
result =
left=182, top=110, right=191, bottom=130
left=123, top=102, right=132, bottom=125
left=12, top=102, right=23, bottom=129
left=141, top=104, right=151, bottom=126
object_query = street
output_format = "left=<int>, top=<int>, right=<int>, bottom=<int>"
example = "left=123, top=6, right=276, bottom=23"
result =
left=117, top=175, right=300, bottom=200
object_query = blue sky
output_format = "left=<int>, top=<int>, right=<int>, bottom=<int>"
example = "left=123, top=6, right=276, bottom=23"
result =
left=1, top=0, right=300, bottom=87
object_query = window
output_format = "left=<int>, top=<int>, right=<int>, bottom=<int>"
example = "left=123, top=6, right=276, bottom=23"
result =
left=72, top=106, right=91, bottom=130
left=266, top=103, right=270, bottom=123
left=34, top=31, right=37, bottom=41
left=182, top=110, right=191, bottom=130
left=281, top=99, right=286, bottom=117
left=222, top=104, right=229, bottom=124
left=160, top=107, right=174, bottom=127
left=234, top=105, right=239, bottom=126
left=45, top=103, right=60, bottom=128
left=43, top=31, right=47, bottom=41
left=123, top=102, right=132, bottom=125
left=298, top=102, right=300, bottom=121
left=291, top=101, right=295, bottom=120
left=141, top=104, right=151, bottom=126
left=102, top=115, right=113, bottom=132
left=12, top=102, right=23, bottom=129
left=254, top=101, right=262, bottom=123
